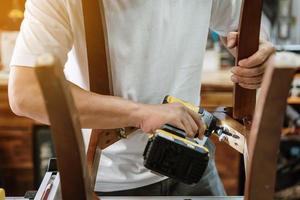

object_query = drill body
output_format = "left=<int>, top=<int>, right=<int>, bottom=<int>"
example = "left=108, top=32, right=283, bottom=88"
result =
left=143, top=95, right=232, bottom=184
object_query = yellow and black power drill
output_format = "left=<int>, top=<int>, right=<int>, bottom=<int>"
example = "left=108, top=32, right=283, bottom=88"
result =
left=143, top=95, right=236, bottom=184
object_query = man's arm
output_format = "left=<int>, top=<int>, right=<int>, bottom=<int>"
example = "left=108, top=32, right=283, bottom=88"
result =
left=9, top=0, right=205, bottom=138
left=9, top=66, right=204, bottom=137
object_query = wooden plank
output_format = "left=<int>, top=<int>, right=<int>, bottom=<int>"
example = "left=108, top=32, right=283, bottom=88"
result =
left=35, top=55, right=94, bottom=200
left=233, top=0, right=263, bottom=121
left=82, top=0, right=137, bottom=185
left=82, top=0, right=113, bottom=185
left=82, top=0, right=112, bottom=94
left=244, top=65, right=297, bottom=200
left=90, top=147, right=101, bottom=187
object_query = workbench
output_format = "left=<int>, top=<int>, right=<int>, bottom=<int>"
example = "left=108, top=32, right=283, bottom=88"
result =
left=200, top=69, right=233, bottom=108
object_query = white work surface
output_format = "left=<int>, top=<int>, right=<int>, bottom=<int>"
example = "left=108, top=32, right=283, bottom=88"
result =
left=102, top=197, right=243, bottom=200
left=7, top=197, right=243, bottom=200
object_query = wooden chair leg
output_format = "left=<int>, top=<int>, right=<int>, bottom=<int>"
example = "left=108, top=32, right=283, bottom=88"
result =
left=233, top=0, right=263, bottom=121
left=87, top=130, right=102, bottom=187
left=35, top=54, right=95, bottom=200
left=244, top=53, right=299, bottom=200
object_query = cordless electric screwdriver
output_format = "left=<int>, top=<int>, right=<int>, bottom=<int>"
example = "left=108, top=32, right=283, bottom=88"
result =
left=143, top=95, right=236, bottom=184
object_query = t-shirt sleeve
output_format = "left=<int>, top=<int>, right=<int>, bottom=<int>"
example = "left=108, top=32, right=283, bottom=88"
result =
left=10, top=0, right=73, bottom=67
left=210, top=0, right=242, bottom=37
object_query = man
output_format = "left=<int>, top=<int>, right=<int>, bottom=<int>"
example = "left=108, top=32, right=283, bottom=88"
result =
left=8, top=0, right=275, bottom=196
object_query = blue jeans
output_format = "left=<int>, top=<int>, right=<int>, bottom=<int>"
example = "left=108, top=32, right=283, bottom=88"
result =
left=97, top=139, right=226, bottom=196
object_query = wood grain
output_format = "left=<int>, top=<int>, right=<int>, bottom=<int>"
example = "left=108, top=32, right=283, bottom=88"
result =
left=233, top=0, right=263, bottom=121
left=244, top=66, right=297, bottom=200
left=82, top=0, right=111, bottom=94
left=35, top=55, right=95, bottom=200
left=82, top=0, right=113, bottom=184
left=82, top=0, right=137, bottom=185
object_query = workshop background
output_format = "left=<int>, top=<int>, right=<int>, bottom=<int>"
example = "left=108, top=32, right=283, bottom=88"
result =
left=0, top=0, right=300, bottom=198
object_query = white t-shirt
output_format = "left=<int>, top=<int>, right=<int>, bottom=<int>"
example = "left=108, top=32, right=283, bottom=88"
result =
left=11, top=0, right=241, bottom=192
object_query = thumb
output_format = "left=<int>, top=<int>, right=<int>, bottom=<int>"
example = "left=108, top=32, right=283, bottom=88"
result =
left=197, top=118, right=206, bottom=139
left=227, top=32, right=238, bottom=49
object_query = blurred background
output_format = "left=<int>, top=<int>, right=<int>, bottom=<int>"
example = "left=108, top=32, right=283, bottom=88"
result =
left=0, top=0, right=299, bottom=198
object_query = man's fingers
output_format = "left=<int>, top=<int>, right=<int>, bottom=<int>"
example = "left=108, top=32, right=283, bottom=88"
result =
left=186, top=113, right=199, bottom=134
left=187, top=109, right=202, bottom=128
left=172, top=120, right=186, bottom=134
left=238, top=43, right=275, bottom=68
left=198, top=118, right=206, bottom=139
left=231, top=66, right=263, bottom=89
left=181, top=117, right=196, bottom=138
left=231, top=74, right=263, bottom=84
left=231, top=40, right=275, bottom=90
left=186, top=108, right=206, bottom=138
left=227, top=32, right=238, bottom=48
left=231, top=65, right=265, bottom=78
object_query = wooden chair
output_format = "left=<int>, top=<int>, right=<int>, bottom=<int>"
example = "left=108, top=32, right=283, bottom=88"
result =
left=33, top=0, right=300, bottom=199
left=82, top=0, right=263, bottom=182
left=34, top=51, right=300, bottom=200
left=83, top=0, right=264, bottom=188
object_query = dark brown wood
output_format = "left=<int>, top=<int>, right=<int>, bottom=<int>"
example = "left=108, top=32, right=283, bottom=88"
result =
left=82, top=0, right=137, bottom=185
left=87, top=128, right=137, bottom=184
left=233, top=0, right=263, bottom=121
left=35, top=55, right=95, bottom=200
left=244, top=65, right=297, bottom=200
left=82, top=0, right=111, bottom=94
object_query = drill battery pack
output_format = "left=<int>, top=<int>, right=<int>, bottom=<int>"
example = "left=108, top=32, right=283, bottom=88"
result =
left=143, top=129, right=209, bottom=185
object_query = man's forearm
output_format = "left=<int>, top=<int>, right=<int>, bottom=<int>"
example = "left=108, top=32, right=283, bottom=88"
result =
left=72, top=83, right=143, bottom=129
left=9, top=66, right=143, bottom=129
left=9, top=66, right=205, bottom=136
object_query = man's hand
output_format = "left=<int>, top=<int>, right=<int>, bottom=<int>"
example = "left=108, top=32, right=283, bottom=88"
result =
left=224, top=32, right=276, bottom=89
left=138, top=103, right=205, bottom=139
